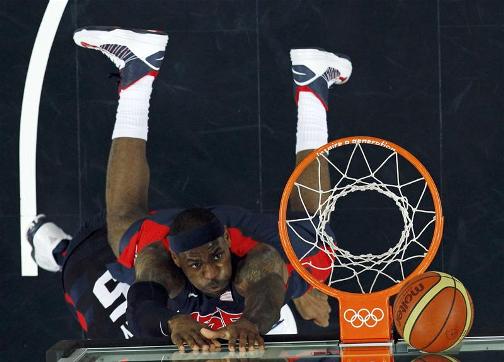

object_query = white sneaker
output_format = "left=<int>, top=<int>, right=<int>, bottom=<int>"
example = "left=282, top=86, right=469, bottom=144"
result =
left=27, top=214, right=72, bottom=272
left=74, top=26, right=169, bottom=90
left=290, top=48, right=352, bottom=108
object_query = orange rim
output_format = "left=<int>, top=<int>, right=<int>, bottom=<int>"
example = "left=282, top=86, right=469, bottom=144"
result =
left=278, top=136, right=444, bottom=300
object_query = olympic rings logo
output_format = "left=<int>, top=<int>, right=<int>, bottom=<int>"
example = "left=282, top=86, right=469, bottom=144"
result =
left=343, top=308, right=384, bottom=328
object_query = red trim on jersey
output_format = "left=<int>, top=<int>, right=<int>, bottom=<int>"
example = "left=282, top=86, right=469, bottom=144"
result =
left=76, top=310, right=88, bottom=332
left=117, top=220, right=170, bottom=268
left=65, top=292, right=89, bottom=332
left=286, top=250, right=332, bottom=282
left=137, top=220, right=170, bottom=253
left=295, top=85, right=329, bottom=111
left=309, top=250, right=332, bottom=282
left=117, top=229, right=140, bottom=268
left=227, top=227, right=258, bottom=257
left=64, top=292, right=75, bottom=307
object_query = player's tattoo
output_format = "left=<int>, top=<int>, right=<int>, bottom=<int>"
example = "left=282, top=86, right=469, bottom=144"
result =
left=234, top=244, right=287, bottom=333
left=134, top=241, right=185, bottom=298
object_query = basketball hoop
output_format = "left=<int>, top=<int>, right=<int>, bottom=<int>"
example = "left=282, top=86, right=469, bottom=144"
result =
left=279, top=136, right=443, bottom=345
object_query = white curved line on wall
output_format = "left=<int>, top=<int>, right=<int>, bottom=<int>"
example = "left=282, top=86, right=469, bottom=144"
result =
left=19, top=0, right=69, bottom=276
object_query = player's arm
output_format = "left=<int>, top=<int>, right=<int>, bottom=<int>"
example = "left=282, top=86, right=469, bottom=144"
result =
left=202, top=243, right=287, bottom=351
left=134, top=241, right=185, bottom=297
left=127, top=242, right=220, bottom=350
left=126, top=241, right=184, bottom=336
left=235, top=243, right=288, bottom=332
left=106, top=138, right=150, bottom=257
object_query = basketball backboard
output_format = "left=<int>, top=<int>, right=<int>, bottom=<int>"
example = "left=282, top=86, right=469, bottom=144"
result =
left=47, top=336, right=504, bottom=362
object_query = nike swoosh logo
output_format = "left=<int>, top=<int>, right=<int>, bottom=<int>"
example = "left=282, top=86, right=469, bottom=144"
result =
left=292, top=65, right=316, bottom=85
left=145, top=51, right=165, bottom=69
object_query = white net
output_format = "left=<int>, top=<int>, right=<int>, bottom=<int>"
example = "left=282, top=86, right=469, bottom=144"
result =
left=287, top=140, right=439, bottom=294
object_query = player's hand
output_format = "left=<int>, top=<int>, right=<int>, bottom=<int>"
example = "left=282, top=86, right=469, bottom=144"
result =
left=293, top=289, right=331, bottom=327
left=168, top=315, right=221, bottom=352
left=200, top=317, right=264, bottom=352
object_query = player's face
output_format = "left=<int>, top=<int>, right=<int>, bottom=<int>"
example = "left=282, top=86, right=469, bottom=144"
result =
left=173, top=233, right=232, bottom=297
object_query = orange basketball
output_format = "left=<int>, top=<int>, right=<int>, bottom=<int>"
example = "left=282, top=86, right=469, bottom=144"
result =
left=411, top=354, right=460, bottom=362
left=393, top=271, right=474, bottom=353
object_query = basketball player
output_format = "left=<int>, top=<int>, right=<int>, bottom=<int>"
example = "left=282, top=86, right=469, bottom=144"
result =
left=29, top=26, right=351, bottom=351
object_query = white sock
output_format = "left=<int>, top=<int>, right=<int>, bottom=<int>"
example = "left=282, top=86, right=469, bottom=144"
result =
left=112, top=76, right=155, bottom=140
left=295, top=91, right=328, bottom=153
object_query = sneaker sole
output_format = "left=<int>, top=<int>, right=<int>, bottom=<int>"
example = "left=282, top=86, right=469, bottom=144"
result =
left=74, top=26, right=168, bottom=49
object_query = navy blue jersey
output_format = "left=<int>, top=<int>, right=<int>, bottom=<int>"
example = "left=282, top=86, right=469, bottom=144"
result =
left=161, top=255, right=246, bottom=334
left=61, top=214, right=134, bottom=339
left=119, top=206, right=332, bottom=297
left=120, top=206, right=333, bottom=336
left=62, top=207, right=333, bottom=338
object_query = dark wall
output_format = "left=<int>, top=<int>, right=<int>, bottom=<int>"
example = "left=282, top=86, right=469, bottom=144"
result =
left=2, top=0, right=504, bottom=360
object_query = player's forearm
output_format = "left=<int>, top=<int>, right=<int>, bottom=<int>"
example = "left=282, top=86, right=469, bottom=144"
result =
left=126, top=281, right=179, bottom=337
left=235, top=244, right=288, bottom=333
left=135, top=242, right=185, bottom=299
left=106, top=138, right=150, bottom=254
left=241, top=274, right=285, bottom=333
left=128, top=243, right=186, bottom=337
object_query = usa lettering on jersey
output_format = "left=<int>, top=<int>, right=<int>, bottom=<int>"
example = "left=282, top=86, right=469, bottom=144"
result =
left=191, top=308, right=242, bottom=330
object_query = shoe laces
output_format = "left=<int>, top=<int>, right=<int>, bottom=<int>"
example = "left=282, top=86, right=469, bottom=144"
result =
left=98, top=44, right=137, bottom=70
left=322, top=67, right=341, bottom=86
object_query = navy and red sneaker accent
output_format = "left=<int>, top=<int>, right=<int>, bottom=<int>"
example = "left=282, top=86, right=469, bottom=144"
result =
left=290, top=48, right=352, bottom=110
left=73, top=26, right=168, bottom=91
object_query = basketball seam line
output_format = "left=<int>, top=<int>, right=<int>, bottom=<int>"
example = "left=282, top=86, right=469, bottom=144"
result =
left=402, top=272, right=455, bottom=344
left=450, top=278, right=473, bottom=348
left=419, top=276, right=457, bottom=351
left=395, top=273, right=441, bottom=333
left=407, top=284, right=451, bottom=348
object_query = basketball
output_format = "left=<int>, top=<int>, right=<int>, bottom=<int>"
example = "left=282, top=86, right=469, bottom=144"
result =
left=411, top=354, right=460, bottom=362
left=393, top=271, right=474, bottom=353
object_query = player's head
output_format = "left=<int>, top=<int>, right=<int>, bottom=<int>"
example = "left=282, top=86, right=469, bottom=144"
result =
left=169, top=208, right=232, bottom=297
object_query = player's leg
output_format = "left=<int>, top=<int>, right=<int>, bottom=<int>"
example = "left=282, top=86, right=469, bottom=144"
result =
left=27, top=215, right=72, bottom=272
left=73, top=27, right=168, bottom=256
left=285, top=49, right=352, bottom=328
left=289, top=49, right=352, bottom=213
